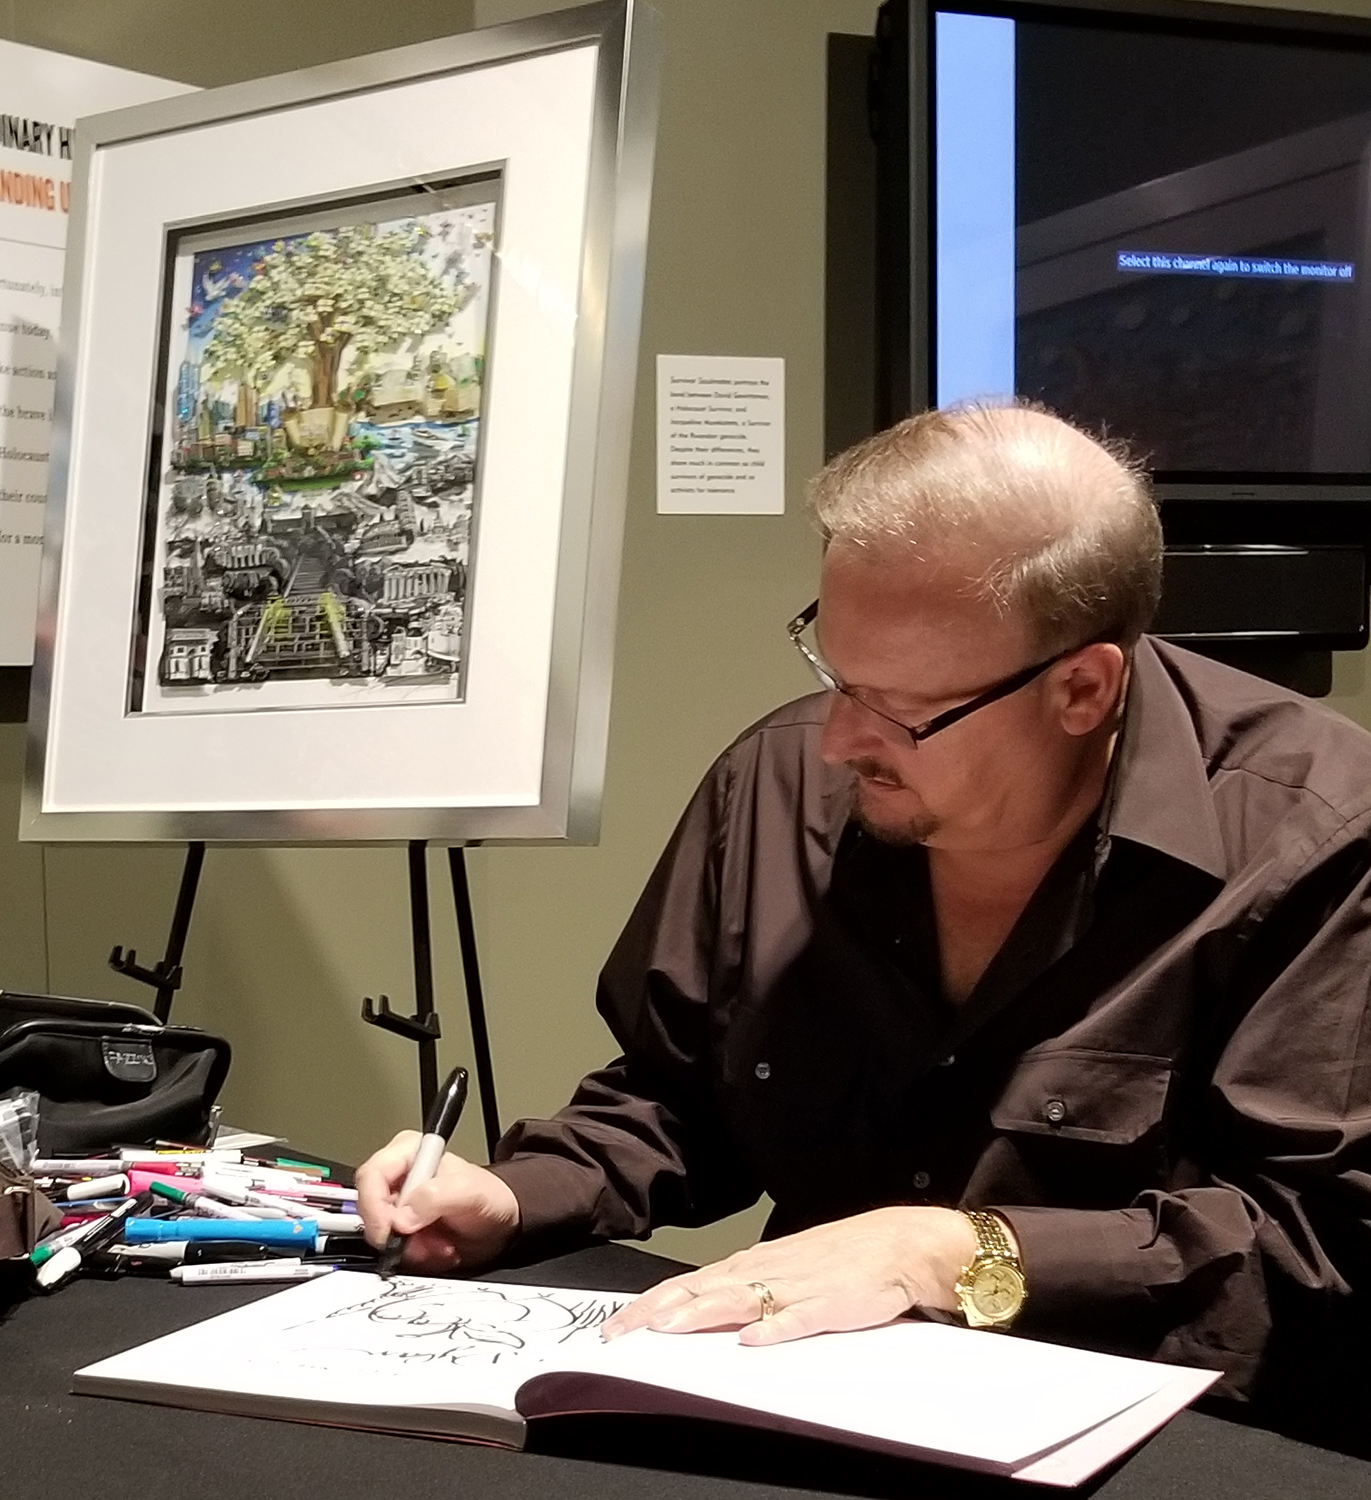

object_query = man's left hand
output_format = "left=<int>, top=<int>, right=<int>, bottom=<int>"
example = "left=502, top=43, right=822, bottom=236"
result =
left=601, top=1206, right=981, bottom=1346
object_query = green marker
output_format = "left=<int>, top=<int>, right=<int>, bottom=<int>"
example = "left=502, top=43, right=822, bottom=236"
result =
left=150, top=1179, right=254, bottom=1221
left=275, top=1158, right=331, bottom=1178
left=31, top=1227, right=87, bottom=1267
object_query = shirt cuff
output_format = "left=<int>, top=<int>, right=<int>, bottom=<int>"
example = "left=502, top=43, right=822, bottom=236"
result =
left=486, top=1153, right=602, bottom=1246
left=995, top=1204, right=1183, bottom=1320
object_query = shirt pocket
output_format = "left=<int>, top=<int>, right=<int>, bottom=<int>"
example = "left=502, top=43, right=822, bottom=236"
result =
left=990, top=1047, right=1174, bottom=1145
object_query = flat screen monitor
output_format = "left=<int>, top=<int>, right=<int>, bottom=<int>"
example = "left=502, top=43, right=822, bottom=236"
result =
left=902, top=0, right=1371, bottom=492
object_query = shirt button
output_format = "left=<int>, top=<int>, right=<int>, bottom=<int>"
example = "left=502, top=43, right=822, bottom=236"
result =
left=1044, top=1098, right=1068, bottom=1125
left=912, top=1170, right=932, bottom=1190
left=754, top=1062, right=771, bottom=1081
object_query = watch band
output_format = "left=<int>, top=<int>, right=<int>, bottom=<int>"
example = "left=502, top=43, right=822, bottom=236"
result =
left=955, top=1209, right=1027, bottom=1330
left=963, top=1209, right=1016, bottom=1260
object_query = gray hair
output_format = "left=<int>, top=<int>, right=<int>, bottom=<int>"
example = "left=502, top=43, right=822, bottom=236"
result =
left=807, top=404, right=1162, bottom=653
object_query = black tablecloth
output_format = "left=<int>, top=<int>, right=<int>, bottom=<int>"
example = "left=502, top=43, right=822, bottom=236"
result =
left=5, top=1243, right=1371, bottom=1500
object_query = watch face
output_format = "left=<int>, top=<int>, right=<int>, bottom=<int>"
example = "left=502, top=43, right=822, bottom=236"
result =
left=970, top=1262, right=1025, bottom=1320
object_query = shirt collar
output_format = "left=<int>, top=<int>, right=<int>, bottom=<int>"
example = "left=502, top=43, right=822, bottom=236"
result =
left=1104, top=636, right=1228, bottom=881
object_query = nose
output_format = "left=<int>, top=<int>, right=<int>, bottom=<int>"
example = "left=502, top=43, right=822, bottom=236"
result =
left=819, top=690, right=894, bottom=766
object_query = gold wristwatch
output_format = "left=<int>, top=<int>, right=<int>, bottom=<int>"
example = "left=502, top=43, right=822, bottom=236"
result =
left=955, top=1210, right=1027, bottom=1329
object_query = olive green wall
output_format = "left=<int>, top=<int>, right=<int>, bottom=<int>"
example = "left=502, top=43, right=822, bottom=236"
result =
left=0, top=1, right=477, bottom=84
left=4, top=0, right=1371, bottom=1268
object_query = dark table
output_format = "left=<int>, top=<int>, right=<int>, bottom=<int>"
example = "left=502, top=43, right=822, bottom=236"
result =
left=6, top=1242, right=1371, bottom=1500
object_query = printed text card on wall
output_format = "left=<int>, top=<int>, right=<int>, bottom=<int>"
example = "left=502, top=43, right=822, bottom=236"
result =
left=656, top=353, right=784, bottom=515
left=0, top=40, right=190, bottom=665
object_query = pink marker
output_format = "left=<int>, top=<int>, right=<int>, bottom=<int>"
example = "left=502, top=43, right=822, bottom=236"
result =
left=60, top=1209, right=114, bottom=1227
left=126, top=1170, right=203, bottom=1198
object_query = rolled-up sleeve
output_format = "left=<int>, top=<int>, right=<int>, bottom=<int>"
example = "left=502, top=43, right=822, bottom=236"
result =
left=999, top=1192, right=1268, bottom=1390
left=996, top=832, right=1371, bottom=1397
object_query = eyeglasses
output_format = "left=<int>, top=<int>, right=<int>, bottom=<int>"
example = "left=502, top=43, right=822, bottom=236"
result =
left=786, top=599, right=1084, bottom=746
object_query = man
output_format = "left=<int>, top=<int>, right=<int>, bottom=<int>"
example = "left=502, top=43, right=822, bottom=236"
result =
left=358, top=405, right=1371, bottom=1427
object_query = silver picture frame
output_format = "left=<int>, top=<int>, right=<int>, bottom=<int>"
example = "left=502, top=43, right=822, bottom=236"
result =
left=21, top=0, right=660, bottom=845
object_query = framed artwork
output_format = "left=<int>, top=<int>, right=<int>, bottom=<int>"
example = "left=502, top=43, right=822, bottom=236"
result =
left=21, top=0, right=660, bottom=843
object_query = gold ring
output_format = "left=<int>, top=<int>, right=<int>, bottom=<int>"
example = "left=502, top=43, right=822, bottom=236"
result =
left=748, top=1280, right=777, bottom=1320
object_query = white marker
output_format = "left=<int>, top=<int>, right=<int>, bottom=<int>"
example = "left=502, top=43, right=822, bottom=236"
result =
left=210, top=1163, right=316, bottom=1188
left=118, top=1149, right=243, bottom=1165
left=211, top=1166, right=358, bottom=1203
left=32, top=1158, right=124, bottom=1177
left=61, top=1173, right=130, bottom=1202
left=35, top=1246, right=82, bottom=1289
left=311, top=1212, right=364, bottom=1235
left=171, top=1260, right=337, bottom=1284
left=278, top=1183, right=357, bottom=1205
left=33, top=1220, right=99, bottom=1255
left=190, top=1199, right=268, bottom=1221
left=200, top=1173, right=310, bottom=1217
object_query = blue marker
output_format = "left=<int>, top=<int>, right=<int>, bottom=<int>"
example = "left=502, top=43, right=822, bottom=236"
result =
left=120, top=1217, right=319, bottom=1250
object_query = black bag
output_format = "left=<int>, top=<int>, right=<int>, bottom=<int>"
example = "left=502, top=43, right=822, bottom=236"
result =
left=0, top=991, right=231, bottom=1154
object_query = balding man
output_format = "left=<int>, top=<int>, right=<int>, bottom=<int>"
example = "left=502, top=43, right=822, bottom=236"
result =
left=359, top=405, right=1371, bottom=1425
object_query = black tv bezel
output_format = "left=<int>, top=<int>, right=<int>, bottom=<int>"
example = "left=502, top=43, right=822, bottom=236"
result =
left=882, top=0, right=1371, bottom=508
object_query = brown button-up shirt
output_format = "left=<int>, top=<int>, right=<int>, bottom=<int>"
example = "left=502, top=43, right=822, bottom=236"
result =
left=491, top=638, right=1371, bottom=1416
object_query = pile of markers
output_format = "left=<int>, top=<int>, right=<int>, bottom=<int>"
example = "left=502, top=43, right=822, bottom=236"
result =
left=30, top=1146, right=374, bottom=1290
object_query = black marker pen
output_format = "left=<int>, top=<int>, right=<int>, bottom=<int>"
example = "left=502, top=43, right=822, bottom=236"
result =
left=376, top=1067, right=469, bottom=1277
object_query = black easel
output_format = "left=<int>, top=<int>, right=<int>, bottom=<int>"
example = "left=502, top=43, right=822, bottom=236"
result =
left=109, top=841, right=205, bottom=1023
left=362, top=841, right=443, bottom=1111
left=446, top=847, right=501, bottom=1160
left=360, top=844, right=501, bottom=1155
left=110, top=839, right=504, bottom=1159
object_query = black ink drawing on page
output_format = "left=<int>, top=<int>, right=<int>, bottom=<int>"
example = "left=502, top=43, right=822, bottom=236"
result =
left=279, top=1281, right=631, bottom=1370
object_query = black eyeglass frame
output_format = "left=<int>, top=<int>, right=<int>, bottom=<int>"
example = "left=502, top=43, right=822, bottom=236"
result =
left=786, top=600, right=1092, bottom=745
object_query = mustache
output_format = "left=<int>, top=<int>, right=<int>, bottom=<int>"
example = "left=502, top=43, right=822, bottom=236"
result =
left=847, top=756, right=908, bottom=787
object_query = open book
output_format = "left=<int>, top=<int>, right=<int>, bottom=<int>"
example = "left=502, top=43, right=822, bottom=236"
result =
left=73, top=1271, right=1219, bottom=1487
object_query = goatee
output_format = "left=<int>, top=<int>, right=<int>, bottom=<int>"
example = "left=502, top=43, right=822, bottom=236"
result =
left=846, top=770, right=940, bottom=847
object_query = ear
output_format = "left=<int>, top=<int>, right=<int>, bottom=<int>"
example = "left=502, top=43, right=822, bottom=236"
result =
left=1054, top=643, right=1127, bottom=737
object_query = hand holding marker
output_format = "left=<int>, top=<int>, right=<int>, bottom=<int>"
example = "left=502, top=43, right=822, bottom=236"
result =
left=377, top=1067, right=470, bottom=1276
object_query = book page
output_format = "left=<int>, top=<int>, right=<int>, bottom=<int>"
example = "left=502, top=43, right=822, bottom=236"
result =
left=535, top=1318, right=1179, bottom=1469
left=76, top=1272, right=633, bottom=1418
left=1013, top=1366, right=1220, bottom=1486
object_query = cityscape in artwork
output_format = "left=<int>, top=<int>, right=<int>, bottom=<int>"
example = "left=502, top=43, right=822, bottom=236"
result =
left=138, top=183, right=499, bottom=709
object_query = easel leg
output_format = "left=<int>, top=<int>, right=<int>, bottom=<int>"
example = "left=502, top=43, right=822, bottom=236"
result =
left=360, top=843, right=443, bottom=1111
left=157, top=842, right=206, bottom=1022
left=408, top=841, right=440, bottom=1114
left=109, top=840, right=205, bottom=1023
left=448, top=847, right=502, bottom=1160
left=362, top=845, right=504, bottom=1145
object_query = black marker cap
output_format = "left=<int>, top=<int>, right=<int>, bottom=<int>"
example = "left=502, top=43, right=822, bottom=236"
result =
left=425, top=1067, right=469, bottom=1139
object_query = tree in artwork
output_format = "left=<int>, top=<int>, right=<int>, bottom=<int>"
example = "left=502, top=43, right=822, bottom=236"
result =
left=200, top=223, right=472, bottom=431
